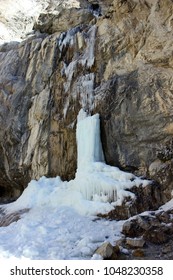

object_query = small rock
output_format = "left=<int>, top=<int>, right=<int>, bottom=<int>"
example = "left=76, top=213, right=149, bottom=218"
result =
left=95, top=242, right=117, bottom=260
left=144, top=226, right=169, bottom=244
left=122, top=219, right=143, bottom=237
left=156, top=211, right=170, bottom=224
left=126, top=237, right=145, bottom=248
left=132, top=249, right=145, bottom=258
left=0, top=209, right=29, bottom=227
left=113, top=245, right=120, bottom=254
left=138, top=215, right=161, bottom=228
left=116, top=238, right=126, bottom=247
left=137, top=216, right=151, bottom=230
left=162, top=245, right=172, bottom=254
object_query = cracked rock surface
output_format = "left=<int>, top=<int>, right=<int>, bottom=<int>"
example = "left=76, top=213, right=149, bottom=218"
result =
left=1, top=0, right=173, bottom=205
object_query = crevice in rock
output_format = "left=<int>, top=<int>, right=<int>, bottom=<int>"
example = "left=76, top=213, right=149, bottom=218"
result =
left=0, top=185, right=22, bottom=204
left=89, top=3, right=102, bottom=16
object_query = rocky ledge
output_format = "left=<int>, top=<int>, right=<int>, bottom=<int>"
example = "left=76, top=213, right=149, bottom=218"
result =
left=95, top=207, right=173, bottom=260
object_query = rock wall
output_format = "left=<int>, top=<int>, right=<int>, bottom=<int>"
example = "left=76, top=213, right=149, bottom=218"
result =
left=0, top=0, right=173, bottom=203
left=94, top=0, right=173, bottom=203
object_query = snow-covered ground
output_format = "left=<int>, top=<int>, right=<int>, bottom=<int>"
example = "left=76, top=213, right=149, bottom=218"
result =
left=0, top=203, right=124, bottom=260
left=0, top=110, right=170, bottom=260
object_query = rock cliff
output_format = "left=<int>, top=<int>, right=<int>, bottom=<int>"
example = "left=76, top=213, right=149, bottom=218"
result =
left=0, top=0, right=173, bottom=205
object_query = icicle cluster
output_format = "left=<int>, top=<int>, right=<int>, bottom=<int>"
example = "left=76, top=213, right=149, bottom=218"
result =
left=75, top=109, right=150, bottom=204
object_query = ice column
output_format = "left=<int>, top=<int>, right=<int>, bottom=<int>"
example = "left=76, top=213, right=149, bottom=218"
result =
left=76, top=109, right=105, bottom=171
left=75, top=109, right=146, bottom=203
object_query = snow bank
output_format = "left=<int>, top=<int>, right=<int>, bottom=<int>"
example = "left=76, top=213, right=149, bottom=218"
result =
left=0, top=205, right=124, bottom=259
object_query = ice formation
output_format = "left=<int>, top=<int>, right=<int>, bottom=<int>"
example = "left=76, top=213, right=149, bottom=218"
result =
left=0, top=109, right=152, bottom=259
left=5, top=109, right=150, bottom=216
left=73, top=109, right=150, bottom=205
left=76, top=109, right=105, bottom=168
left=60, top=25, right=96, bottom=113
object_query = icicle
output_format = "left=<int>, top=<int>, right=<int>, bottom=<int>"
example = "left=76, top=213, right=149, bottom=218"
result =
left=79, top=25, right=96, bottom=68
left=58, top=26, right=81, bottom=51
left=75, top=109, right=151, bottom=204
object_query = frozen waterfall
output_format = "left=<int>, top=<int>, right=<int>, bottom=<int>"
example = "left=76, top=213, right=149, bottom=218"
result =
left=76, top=109, right=105, bottom=170
left=74, top=109, right=149, bottom=204
left=4, top=109, right=150, bottom=216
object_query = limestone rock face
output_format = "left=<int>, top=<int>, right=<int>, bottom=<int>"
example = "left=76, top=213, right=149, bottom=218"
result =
left=33, top=7, right=94, bottom=34
left=94, top=0, right=173, bottom=203
left=1, top=0, right=173, bottom=204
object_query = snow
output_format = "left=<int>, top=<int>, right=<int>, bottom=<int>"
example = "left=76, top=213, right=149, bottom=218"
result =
left=0, top=110, right=151, bottom=259
left=0, top=205, right=124, bottom=260
left=59, top=27, right=80, bottom=51
left=159, top=198, right=173, bottom=212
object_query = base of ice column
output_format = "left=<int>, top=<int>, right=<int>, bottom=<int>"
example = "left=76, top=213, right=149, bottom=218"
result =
left=75, top=109, right=150, bottom=205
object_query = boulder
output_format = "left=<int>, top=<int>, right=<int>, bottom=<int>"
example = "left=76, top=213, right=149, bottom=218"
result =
left=94, top=242, right=117, bottom=260
left=122, top=218, right=143, bottom=237
left=33, top=8, right=94, bottom=34
left=126, top=237, right=145, bottom=248
left=132, top=249, right=145, bottom=258
left=144, top=226, right=169, bottom=244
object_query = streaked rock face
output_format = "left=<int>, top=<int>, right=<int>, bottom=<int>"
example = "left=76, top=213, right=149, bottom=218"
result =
left=0, top=0, right=173, bottom=203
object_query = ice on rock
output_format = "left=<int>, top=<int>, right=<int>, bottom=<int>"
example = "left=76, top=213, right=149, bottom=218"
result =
left=60, top=25, right=96, bottom=69
left=58, top=24, right=97, bottom=118
left=77, top=73, right=95, bottom=111
left=58, top=26, right=81, bottom=51
left=79, top=25, right=96, bottom=68
left=0, top=109, right=152, bottom=260
left=74, top=109, right=150, bottom=205
left=5, top=109, right=150, bottom=216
